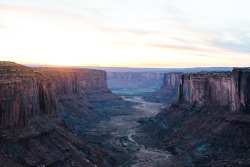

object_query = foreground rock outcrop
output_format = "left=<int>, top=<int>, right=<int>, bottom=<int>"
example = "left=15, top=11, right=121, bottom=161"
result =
left=0, top=61, right=56, bottom=129
left=135, top=68, right=250, bottom=167
left=143, top=72, right=182, bottom=105
left=0, top=62, right=116, bottom=167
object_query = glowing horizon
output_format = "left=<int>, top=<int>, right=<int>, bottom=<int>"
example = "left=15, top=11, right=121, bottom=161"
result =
left=0, top=0, right=250, bottom=68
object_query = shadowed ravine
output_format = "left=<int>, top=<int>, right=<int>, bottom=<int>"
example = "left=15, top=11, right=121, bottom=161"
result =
left=82, top=97, right=173, bottom=167
left=121, top=98, right=172, bottom=167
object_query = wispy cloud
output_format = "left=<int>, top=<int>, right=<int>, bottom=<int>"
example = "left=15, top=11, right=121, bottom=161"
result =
left=210, top=31, right=250, bottom=53
left=0, top=0, right=250, bottom=67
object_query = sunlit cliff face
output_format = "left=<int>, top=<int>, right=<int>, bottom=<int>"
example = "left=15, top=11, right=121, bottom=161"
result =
left=0, top=0, right=250, bottom=67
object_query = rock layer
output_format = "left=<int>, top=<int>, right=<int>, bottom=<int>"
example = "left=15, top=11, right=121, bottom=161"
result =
left=107, top=72, right=164, bottom=92
left=143, top=72, right=182, bottom=105
left=44, top=68, right=119, bottom=102
left=135, top=68, right=250, bottom=166
left=231, top=68, right=250, bottom=112
left=0, top=62, right=56, bottom=129
left=178, top=68, right=250, bottom=112
left=178, top=71, right=232, bottom=107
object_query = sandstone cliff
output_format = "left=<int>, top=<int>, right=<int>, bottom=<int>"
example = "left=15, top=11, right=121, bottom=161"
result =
left=135, top=68, right=250, bottom=166
left=231, top=68, right=250, bottom=112
left=143, top=72, right=182, bottom=105
left=107, top=72, right=164, bottom=92
left=178, top=69, right=250, bottom=112
left=44, top=68, right=119, bottom=102
left=0, top=62, right=116, bottom=167
left=0, top=62, right=56, bottom=129
left=178, top=71, right=232, bottom=107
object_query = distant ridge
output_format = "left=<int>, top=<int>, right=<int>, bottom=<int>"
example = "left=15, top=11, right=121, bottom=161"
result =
left=24, top=64, right=233, bottom=73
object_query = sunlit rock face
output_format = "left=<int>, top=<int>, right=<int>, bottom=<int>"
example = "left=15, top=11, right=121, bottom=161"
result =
left=231, top=68, right=250, bottom=112
left=44, top=68, right=119, bottom=102
left=0, top=62, right=56, bottom=129
left=143, top=72, right=182, bottom=105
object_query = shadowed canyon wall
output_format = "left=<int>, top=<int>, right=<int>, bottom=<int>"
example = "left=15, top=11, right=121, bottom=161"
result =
left=178, top=68, right=250, bottom=112
left=0, top=63, right=119, bottom=129
left=44, top=68, right=118, bottom=102
left=178, top=71, right=232, bottom=107
left=143, top=72, right=182, bottom=105
left=107, top=72, right=164, bottom=92
left=135, top=68, right=250, bottom=167
left=0, top=62, right=115, bottom=167
left=231, top=68, right=250, bottom=112
left=0, top=62, right=56, bottom=129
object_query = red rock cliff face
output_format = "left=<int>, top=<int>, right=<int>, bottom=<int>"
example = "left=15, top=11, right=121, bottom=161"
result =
left=143, top=72, right=182, bottom=105
left=44, top=68, right=118, bottom=102
left=179, top=69, right=250, bottom=112
left=179, top=72, right=232, bottom=107
left=107, top=72, right=164, bottom=91
left=0, top=62, right=56, bottom=129
left=162, top=72, right=182, bottom=88
left=231, top=68, right=250, bottom=112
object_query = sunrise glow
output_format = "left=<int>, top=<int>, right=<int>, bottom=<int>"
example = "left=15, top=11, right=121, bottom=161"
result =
left=0, top=0, right=250, bottom=67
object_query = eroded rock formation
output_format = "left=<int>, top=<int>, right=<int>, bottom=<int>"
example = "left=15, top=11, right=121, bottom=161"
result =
left=143, top=72, right=182, bottom=105
left=135, top=68, right=250, bottom=166
left=107, top=72, right=164, bottom=92
left=179, top=69, right=250, bottom=112
left=231, top=68, right=250, bottom=112
left=178, top=71, right=232, bottom=107
left=0, top=62, right=56, bottom=129
left=44, top=68, right=119, bottom=102
left=0, top=62, right=116, bottom=167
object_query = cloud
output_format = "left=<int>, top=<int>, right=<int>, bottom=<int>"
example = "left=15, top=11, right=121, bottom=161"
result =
left=210, top=33, right=250, bottom=53
left=145, top=43, right=223, bottom=55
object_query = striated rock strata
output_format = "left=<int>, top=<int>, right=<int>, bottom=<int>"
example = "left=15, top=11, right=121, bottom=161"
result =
left=231, top=68, right=250, bottom=112
left=178, top=71, right=232, bottom=107
left=0, top=62, right=116, bottom=167
left=179, top=68, right=250, bottom=112
left=107, top=72, right=164, bottom=92
left=143, top=72, right=182, bottom=105
left=135, top=68, right=250, bottom=167
left=0, top=62, right=56, bottom=129
left=44, top=68, right=119, bottom=102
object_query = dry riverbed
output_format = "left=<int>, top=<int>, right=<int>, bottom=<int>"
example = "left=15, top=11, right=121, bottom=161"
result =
left=82, top=97, right=175, bottom=167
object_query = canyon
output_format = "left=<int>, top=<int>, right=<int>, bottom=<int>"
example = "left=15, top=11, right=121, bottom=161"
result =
left=107, top=72, right=164, bottom=93
left=0, top=61, right=249, bottom=167
left=0, top=62, right=117, bottom=167
left=143, top=72, right=182, bottom=106
left=135, top=69, right=250, bottom=166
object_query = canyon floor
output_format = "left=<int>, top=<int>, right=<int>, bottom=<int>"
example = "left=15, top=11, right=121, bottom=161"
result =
left=61, top=95, right=184, bottom=166
left=87, top=97, right=179, bottom=167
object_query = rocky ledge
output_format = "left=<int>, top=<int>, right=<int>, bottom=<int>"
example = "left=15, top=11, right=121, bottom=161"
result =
left=0, top=61, right=56, bottom=129
left=0, top=62, right=116, bottom=166
left=44, top=67, right=119, bottom=102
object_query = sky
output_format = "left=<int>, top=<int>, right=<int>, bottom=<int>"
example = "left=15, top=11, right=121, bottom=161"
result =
left=0, top=0, right=250, bottom=68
